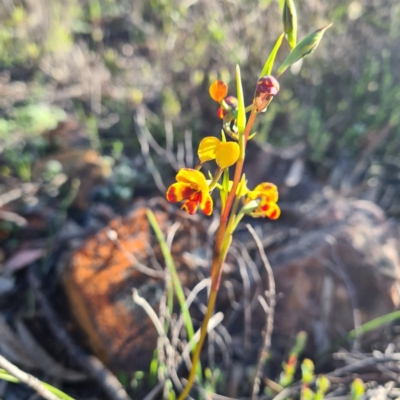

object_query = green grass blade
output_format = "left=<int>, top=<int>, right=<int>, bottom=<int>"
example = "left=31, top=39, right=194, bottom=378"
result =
left=146, top=209, right=202, bottom=381
left=260, top=33, right=285, bottom=78
left=146, top=209, right=195, bottom=341
left=347, top=310, right=400, bottom=339
left=318, top=310, right=400, bottom=363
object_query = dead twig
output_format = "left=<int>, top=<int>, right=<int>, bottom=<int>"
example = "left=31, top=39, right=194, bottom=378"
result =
left=172, top=278, right=211, bottom=366
left=0, top=354, right=60, bottom=400
left=132, top=288, right=166, bottom=339
left=28, top=269, right=132, bottom=400
left=329, top=353, right=400, bottom=377
left=106, top=229, right=164, bottom=278
left=132, top=289, right=182, bottom=391
left=184, top=129, right=194, bottom=168
left=231, top=247, right=251, bottom=358
left=179, top=312, right=225, bottom=369
left=15, top=319, right=87, bottom=382
left=322, top=235, right=362, bottom=348
left=0, top=314, right=37, bottom=370
left=247, top=224, right=276, bottom=400
left=134, top=108, right=167, bottom=192
left=0, top=184, right=39, bottom=208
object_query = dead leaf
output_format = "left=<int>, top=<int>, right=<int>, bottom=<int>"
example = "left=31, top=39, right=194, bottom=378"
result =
left=3, top=248, right=45, bottom=273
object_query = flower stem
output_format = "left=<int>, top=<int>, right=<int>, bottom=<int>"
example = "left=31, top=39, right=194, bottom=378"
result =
left=208, top=168, right=223, bottom=191
left=178, top=105, right=259, bottom=399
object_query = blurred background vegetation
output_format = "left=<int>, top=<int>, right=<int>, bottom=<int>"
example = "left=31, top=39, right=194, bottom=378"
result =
left=0, top=0, right=399, bottom=205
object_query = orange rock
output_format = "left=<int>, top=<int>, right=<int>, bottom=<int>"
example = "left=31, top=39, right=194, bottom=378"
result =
left=63, top=201, right=206, bottom=372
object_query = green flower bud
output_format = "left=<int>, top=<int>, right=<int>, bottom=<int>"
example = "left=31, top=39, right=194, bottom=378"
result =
left=240, top=199, right=260, bottom=215
left=277, top=23, right=332, bottom=77
left=283, top=0, right=298, bottom=50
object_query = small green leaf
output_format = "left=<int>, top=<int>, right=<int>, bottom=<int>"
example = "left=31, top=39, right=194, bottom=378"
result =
left=301, top=359, right=315, bottom=385
left=248, top=131, right=257, bottom=140
left=351, top=378, right=365, bottom=400
left=316, top=375, right=330, bottom=395
left=236, top=65, right=246, bottom=135
left=283, top=0, right=297, bottom=49
left=240, top=199, right=259, bottom=214
left=260, top=33, right=285, bottom=78
left=301, top=387, right=315, bottom=400
left=277, top=23, right=332, bottom=77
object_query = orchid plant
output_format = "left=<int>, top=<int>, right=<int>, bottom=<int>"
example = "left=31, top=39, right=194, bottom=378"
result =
left=165, top=1, right=331, bottom=397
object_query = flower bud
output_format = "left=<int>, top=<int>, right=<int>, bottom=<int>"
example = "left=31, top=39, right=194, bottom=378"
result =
left=277, top=23, right=332, bottom=77
left=217, top=106, right=226, bottom=119
left=224, top=96, right=238, bottom=109
left=219, top=96, right=238, bottom=119
left=256, top=75, right=280, bottom=96
left=240, top=199, right=260, bottom=215
left=283, top=0, right=298, bottom=50
left=209, top=80, right=228, bottom=102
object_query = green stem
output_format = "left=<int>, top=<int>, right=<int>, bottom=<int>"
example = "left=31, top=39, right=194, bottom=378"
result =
left=208, top=168, right=224, bottom=191
left=232, top=209, right=245, bottom=232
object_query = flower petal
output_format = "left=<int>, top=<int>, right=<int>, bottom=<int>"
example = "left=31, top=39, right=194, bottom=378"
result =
left=166, top=182, right=197, bottom=203
left=200, top=190, right=213, bottom=216
left=252, top=182, right=279, bottom=202
left=176, top=168, right=208, bottom=191
left=215, top=142, right=240, bottom=169
left=217, top=106, right=227, bottom=119
left=175, top=168, right=196, bottom=185
left=259, top=201, right=281, bottom=220
left=198, top=137, right=221, bottom=163
left=209, top=80, right=228, bottom=102
left=182, top=198, right=199, bottom=215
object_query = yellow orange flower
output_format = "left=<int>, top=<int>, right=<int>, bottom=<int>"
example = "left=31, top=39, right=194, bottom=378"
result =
left=246, top=182, right=280, bottom=219
left=209, top=80, right=228, bottom=102
left=198, top=137, right=240, bottom=168
left=166, top=168, right=213, bottom=216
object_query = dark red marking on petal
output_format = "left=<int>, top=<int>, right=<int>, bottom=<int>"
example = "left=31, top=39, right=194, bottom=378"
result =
left=166, top=186, right=178, bottom=202
left=181, top=186, right=197, bottom=200
left=202, top=199, right=212, bottom=216
left=182, top=199, right=198, bottom=215
left=268, top=209, right=278, bottom=219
